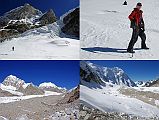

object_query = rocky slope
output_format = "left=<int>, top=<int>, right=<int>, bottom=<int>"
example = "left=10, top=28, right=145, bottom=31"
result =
left=0, top=92, right=79, bottom=120
left=61, top=8, right=79, bottom=38
left=58, top=86, right=79, bottom=104
left=0, top=3, right=57, bottom=40
left=0, top=75, right=79, bottom=119
left=145, top=79, right=159, bottom=87
left=18, top=83, right=44, bottom=95
left=79, top=103, right=158, bottom=120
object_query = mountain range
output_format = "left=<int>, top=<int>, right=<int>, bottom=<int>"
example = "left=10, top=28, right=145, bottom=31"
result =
left=0, top=74, right=67, bottom=96
left=0, top=3, right=79, bottom=41
left=80, top=61, right=159, bottom=87
left=80, top=61, right=136, bottom=87
left=0, top=74, right=79, bottom=120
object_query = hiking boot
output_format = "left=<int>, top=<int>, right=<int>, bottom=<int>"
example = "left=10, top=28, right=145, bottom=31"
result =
left=141, top=47, right=149, bottom=50
left=127, top=49, right=135, bottom=53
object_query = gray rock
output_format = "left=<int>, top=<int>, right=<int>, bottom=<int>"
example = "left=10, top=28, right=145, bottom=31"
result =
left=39, top=9, right=57, bottom=26
left=61, top=8, right=79, bottom=38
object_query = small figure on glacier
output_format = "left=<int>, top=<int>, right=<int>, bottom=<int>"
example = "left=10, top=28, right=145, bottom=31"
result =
left=12, top=46, right=15, bottom=51
left=127, top=2, right=149, bottom=53
left=123, top=1, right=127, bottom=5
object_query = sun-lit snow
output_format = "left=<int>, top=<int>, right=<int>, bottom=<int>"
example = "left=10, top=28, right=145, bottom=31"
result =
left=39, top=82, right=67, bottom=91
left=0, top=20, right=79, bottom=60
left=81, top=0, right=159, bottom=59
left=80, top=85, right=159, bottom=118
left=0, top=90, right=63, bottom=104
left=44, top=91, right=62, bottom=96
left=39, top=82, right=58, bottom=88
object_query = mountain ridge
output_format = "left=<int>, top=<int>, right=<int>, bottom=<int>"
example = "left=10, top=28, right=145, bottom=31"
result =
left=80, top=61, right=136, bottom=87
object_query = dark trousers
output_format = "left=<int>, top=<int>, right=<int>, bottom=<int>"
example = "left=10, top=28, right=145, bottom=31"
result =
left=127, top=28, right=147, bottom=51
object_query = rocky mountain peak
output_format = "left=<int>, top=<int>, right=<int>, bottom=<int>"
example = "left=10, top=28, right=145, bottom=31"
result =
left=39, top=9, right=57, bottom=25
left=145, top=79, right=159, bottom=87
left=4, top=3, right=42, bottom=20
left=80, top=61, right=136, bottom=87
left=61, top=8, right=79, bottom=38
left=2, top=75, right=25, bottom=89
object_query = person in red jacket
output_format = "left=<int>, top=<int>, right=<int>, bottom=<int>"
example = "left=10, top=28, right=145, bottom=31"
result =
left=127, top=2, right=149, bottom=53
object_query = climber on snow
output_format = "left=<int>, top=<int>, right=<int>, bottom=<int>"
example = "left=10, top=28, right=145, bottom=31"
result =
left=12, top=46, right=15, bottom=51
left=127, top=2, right=149, bottom=53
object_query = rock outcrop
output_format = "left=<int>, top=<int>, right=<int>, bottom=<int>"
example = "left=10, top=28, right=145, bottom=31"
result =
left=39, top=9, right=57, bottom=26
left=61, top=8, right=79, bottom=38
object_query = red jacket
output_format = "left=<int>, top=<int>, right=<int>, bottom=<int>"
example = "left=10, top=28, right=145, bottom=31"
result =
left=128, top=8, right=143, bottom=26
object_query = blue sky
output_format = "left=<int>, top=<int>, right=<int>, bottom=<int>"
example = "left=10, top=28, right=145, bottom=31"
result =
left=90, top=60, right=159, bottom=82
left=0, top=60, right=79, bottom=89
left=0, top=0, right=79, bottom=17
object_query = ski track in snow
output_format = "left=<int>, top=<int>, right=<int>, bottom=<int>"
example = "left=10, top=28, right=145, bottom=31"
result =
left=80, top=85, right=159, bottom=118
left=81, top=0, right=159, bottom=59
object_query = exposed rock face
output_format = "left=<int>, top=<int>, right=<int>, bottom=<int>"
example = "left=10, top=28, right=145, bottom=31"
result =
left=4, top=22, right=30, bottom=33
left=145, top=79, right=159, bottom=87
left=0, top=16, right=10, bottom=28
left=58, top=86, right=79, bottom=104
left=4, top=3, right=42, bottom=20
left=0, top=88, right=16, bottom=97
left=61, top=8, right=79, bottom=38
left=0, top=4, right=57, bottom=40
left=39, top=9, right=57, bottom=25
left=0, top=29, right=19, bottom=41
left=80, top=61, right=104, bottom=85
left=80, top=61, right=136, bottom=87
left=18, top=84, right=44, bottom=95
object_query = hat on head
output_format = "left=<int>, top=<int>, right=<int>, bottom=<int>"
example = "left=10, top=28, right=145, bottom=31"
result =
left=137, top=2, right=142, bottom=6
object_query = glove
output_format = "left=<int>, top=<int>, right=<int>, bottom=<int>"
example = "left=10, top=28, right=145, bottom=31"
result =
left=141, top=27, right=145, bottom=32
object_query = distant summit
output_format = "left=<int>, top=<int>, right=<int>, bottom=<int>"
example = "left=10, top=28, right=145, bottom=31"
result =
left=1, top=75, right=67, bottom=96
left=39, top=82, right=67, bottom=93
left=3, top=75, right=25, bottom=89
left=0, top=3, right=57, bottom=40
left=80, top=61, right=136, bottom=87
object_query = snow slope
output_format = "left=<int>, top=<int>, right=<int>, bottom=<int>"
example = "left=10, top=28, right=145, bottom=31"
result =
left=81, top=0, right=159, bottom=59
left=0, top=23, right=79, bottom=60
left=80, top=85, right=159, bottom=118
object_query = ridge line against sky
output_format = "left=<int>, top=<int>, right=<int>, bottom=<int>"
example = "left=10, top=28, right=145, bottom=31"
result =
left=89, top=60, right=159, bottom=82
left=0, top=60, right=79, bottom=90
left=0, top=0, right=79, bottom=17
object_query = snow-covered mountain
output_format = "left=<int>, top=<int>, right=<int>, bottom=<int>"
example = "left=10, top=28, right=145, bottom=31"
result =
left=135, top=81, right=146, bottom=87
left=80, top=61, right=136, bottom=87
left=2, top=75, right=25, bottom=89
left=0, top=4, right=79, bottom=60
left=80, top=62, right=159, bottom=118
left=39, top=82, right=67, bottom=93
left=144, top=79, right=159, bottom=87
left=0, top=75, right=67, bottom=96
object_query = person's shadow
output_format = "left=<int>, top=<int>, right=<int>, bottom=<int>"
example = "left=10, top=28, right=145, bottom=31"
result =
left=81, top=47, right=141, bottom=53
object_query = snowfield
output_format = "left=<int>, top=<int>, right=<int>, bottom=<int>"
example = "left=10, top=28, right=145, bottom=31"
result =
left=80, top=85, right=159, bottom=118
left=0, top=91, right=62, bottom=104
left=81, top=0, right=159, bottom=59
left=0, top=23, right=79, bottom=60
